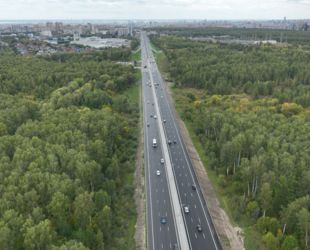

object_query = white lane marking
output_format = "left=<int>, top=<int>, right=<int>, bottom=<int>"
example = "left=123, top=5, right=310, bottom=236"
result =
left=161, top=243, right=164, bottom=249
left=181, top=182, right=184, bottom=187
left=157, top=200, right=159, bottom=203
left=191, top=217, right=193, bottom=223
left=195, top=233, right=197, bottom=239
left=198, top=217, right=201, bottom=223
left=194, top=204, right=197, bottom=209
left=203, top=233, right=206, bottom=239
left=162, top=188, right=165, bottom=193
left=168, top=226, right=170, bottom=231
left=156, top=189, right=158, bottom=193
left=164, top=199, right=166, bottom=204
left=184, top=193, right=187, bottom=197
left=190, top=193, right=193, bottom=197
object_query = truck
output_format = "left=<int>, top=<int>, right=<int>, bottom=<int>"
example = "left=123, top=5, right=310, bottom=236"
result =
left=152, top=138, right=157, bottom=148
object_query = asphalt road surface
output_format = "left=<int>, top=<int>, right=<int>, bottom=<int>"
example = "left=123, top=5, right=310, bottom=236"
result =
left=141, top=33, right=180, bottom=250
left=141, top=32, right=222, bottom=250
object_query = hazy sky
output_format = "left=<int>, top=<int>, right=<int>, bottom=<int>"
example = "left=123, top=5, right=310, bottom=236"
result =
left=0, top=0, right=309, bottom=20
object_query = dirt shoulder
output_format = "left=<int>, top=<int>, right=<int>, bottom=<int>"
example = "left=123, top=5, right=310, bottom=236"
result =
left=164, top=81, right=244, bottom=250
left=134, top=81, right=146, bottom=250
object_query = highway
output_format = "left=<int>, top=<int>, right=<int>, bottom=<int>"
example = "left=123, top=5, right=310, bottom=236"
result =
left=141, top=32, right=222, bottom=250
left=141, top=33, right=180, bottom=250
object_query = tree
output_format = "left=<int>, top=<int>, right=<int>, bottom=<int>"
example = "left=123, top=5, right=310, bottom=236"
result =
left=259, top=182, right=273, bottom=217
left=262, top=232, right=279, bottom=250
left=73, top=192, right=95, bottom=229
left=297, top=208, right=310, bottom=248
left=0, top=222, right=13, bottom=250
left=23, top=220, right=56, bottom=250
left=281, top=235, right=298, bottom=250
left=47, top=192, right=71, bottom=235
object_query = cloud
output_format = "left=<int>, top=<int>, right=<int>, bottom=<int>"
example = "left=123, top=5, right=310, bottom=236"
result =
left=0, top=0, right=309, bottom=19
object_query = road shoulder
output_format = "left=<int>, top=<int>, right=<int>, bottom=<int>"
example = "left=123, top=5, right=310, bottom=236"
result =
left=134, top=78, right=146, bottom=250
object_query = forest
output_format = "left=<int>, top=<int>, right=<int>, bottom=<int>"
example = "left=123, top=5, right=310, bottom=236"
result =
left=151, top=34, right=310, bottom=249
left=150, top=27, right=310, bottom=45
left=0, top=49, right=139, bottom=249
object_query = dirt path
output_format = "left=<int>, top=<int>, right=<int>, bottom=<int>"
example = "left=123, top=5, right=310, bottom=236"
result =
left=164, top=81, right=244, bottom=250
left=134, top=81, right=146, bottom=250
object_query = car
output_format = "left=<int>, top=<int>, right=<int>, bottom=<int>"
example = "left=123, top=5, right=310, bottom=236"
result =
left=163, top=119, right=166, bottom=123
left=191, top=185, right=196, bottom=191
left=147, top=123, right=150, bottom=127
left=150, top=114, right=153, bottom=118
left=160, top=158, right=164, bottom=164
left=154, top=115, right=157, bottom=119
left=160, top=217, right=167, bottom=224
left=173, top=140, right=177, bottom=144
left=184, top=205, right=190, bottom=214
left=156, top=170, right=161, bottom=176
left=168, top=140, right=172, bottom=145
left=196, top=224, right=203, bottom=232
left=152, top=103, right=154, bottom=106
left=144, top=65, right=147, bottom=68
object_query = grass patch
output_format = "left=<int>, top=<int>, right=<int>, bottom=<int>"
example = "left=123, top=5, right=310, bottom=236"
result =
left=150, top=42, right=161, bottom=54
left=131, top=48, right=141, bottom=62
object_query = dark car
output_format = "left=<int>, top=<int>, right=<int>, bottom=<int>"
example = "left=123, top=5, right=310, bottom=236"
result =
left=173, top=140, right=177, bottom=144
left=160, top=217, right=167, bottom=225
left=168, top=140, right=172, bottom=145
left=196, top=224, right=202, bottom=232
left=144, top=65, right=147, bottom=68
left=191, top=185, right=196, bottom=191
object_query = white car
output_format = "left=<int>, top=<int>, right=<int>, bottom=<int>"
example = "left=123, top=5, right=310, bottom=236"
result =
left=156, top=170, right=161, bottom=176
left=184, top=206, right=190, bottom=214
left=154, top=115, right=157, bottom=119
left=160, top=158, right=164, bottom=164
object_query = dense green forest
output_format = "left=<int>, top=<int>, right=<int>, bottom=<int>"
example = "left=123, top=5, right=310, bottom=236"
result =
left=150, top=27, right=310, bottom=45
left=152, top=35, right=310, bottom=249
left=0, top=50, right=139, bottom=249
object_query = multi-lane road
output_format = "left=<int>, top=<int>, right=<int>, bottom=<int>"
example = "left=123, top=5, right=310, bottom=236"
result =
left=141, top=32, right=222, bottom=250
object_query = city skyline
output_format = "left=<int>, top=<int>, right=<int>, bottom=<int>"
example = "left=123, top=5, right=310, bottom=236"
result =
left=0, top=0, right=309, bottom=20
